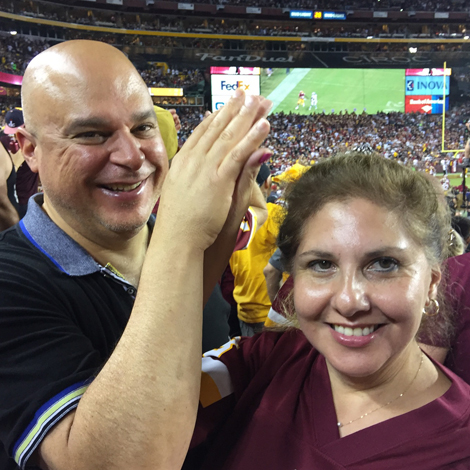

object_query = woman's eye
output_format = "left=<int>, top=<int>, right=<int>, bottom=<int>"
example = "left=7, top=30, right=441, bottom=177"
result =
left=308, top=260, right=334, bottom=272
left=369, top=258, right=398, bottom=272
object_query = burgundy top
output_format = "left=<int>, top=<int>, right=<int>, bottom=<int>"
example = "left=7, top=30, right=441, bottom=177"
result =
left=440, top=252, right=470, bottom=384
left=191, top=330, right=470, bottom=470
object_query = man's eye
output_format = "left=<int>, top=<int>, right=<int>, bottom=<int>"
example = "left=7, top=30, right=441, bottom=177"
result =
left=368, top=257, right=398, bottom=272
left=75, top=132, right=105, bottom=141
left=134, top=124, right=155, bottom=134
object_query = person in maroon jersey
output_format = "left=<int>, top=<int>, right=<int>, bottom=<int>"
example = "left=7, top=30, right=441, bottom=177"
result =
left=187, top=152, right=470, bottom=470
left=2, top=109, right=39, bottom=217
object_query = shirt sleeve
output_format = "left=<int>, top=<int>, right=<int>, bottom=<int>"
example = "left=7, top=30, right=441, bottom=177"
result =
left=0, top=257, right=103, bottom=469
left=193, top=332, right=284, bottom=448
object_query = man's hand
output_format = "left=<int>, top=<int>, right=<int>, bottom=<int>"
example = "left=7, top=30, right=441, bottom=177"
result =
left=157, top=90, right=272, bottom=253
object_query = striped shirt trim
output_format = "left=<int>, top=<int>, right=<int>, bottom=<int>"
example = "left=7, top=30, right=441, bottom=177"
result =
left=200, top=356, right=234, bottom=408
left=203, top=337, right=240, bottom=359
left=244, top=207, right=258, bottom=249
left=267, top=307, right=291, bottom=326
left=13, top=382, right=89, bottom=469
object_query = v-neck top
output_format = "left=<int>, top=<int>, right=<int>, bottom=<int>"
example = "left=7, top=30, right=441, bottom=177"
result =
left=192, top=329, right=470, bottom=470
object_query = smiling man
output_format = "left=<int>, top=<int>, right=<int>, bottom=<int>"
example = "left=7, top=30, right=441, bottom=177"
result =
left=0, top=40, right=271, bottom=470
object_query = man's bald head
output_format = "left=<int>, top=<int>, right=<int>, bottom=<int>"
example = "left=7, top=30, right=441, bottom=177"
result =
left=22, top=40, right=148, bottom=137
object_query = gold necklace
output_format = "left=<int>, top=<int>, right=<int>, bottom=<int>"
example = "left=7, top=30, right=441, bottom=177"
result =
left=337, top=350, right=424, bottom=428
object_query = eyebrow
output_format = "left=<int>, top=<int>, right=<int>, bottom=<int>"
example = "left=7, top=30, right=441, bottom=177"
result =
left=297, top=247, right=409, bottom=260
left=64, top=109, right=157, bottom=135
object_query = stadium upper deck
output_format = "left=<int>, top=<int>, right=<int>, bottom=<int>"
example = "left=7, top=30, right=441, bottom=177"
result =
left=0, top=0, right=469, bottom=70
left=5, top=0, right=469, bottom=12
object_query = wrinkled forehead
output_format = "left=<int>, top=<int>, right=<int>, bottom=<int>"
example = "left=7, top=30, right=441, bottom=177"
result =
left=30, top=67, right=153, bottom=133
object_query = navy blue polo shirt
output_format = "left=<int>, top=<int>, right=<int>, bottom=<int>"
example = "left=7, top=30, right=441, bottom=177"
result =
left=0, top=195, right=146, bottom=469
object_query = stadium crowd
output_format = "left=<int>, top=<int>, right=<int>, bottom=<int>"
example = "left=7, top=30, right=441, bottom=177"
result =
left=176, top=103, right=470, bottom=172
left=7, top=0, right=467, bottom=11
left=1, top=0, right=469, bottom=42
left=1, top=39, right=470, bottom=470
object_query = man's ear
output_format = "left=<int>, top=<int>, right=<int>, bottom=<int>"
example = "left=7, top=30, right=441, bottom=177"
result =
left=16, top=128, right=39, bottom=173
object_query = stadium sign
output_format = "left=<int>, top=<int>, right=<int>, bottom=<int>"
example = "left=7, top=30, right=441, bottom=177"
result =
left=124, top=45, right=470, bottom=69
left=405, top=95, right=449, bottom=114
left=323, top=12, right=347, bottom=20
left=404, top=76, right=450, bottom=96
left=211, top=74, right=260, bottom=97
left=196, top=53, right=295, bottom=63
left=290, top=10, right=313, bottom=19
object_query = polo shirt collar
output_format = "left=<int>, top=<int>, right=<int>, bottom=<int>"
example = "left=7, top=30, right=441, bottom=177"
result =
left=19, top=194, right=101, bottom=276
left=19, top=194, right=155, bottom=280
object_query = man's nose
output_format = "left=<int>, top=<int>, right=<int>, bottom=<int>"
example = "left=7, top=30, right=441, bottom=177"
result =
left=331, top=271, right=370, bottom=317
left=108, top=131, right=145, bottom=171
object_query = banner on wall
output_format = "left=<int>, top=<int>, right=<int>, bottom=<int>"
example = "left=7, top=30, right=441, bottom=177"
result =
left=211, top=72, right=260, bottom=112
left=405, top=75, right=450, bottom=95
left=405, top=95, right=449, bottom=114
left=122, top=46, right=470, bottom=69
left=0, top=71, right=22, bottom=86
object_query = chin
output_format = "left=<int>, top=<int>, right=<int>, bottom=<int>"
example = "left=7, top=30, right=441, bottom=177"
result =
left=324, top=348, right=387, bottom=378
left=101, top=217, right=149, bottom=236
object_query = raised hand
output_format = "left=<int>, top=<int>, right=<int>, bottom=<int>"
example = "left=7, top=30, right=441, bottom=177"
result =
left=156, top=89, right=272, bottom=253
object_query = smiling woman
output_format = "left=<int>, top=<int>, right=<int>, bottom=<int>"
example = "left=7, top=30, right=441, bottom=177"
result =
left=187, top=152, right=470, bottom=470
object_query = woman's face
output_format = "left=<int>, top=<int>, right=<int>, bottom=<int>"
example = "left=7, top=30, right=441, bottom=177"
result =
left=293, top=198, right=441, bottom=379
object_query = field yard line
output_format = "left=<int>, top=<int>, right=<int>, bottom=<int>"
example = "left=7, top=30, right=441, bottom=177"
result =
left=267, top=69, right=311, bottom=113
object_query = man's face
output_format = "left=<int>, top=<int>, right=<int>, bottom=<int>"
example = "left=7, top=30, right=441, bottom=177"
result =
left=31, top=73, right=168, bottom=241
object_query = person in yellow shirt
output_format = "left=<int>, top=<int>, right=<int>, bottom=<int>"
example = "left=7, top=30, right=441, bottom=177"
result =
left=230, top=163, right=284, bottom=336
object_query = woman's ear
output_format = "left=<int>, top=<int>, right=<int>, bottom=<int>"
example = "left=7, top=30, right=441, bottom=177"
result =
left=428, top=266, right=442, bottom=302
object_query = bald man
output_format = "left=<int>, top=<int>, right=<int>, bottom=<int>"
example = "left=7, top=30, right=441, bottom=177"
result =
left=0, top=40, right=271, bottom=470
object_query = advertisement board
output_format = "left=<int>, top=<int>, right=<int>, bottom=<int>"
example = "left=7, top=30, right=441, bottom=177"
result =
left=210, top=67, right=260, bottom=75
left=405, top=68, right=451, bottom=76
left=211, top=73, right=259, bottom=93
left=148, top=87, right=183, bottom=97
left=290, top=10, right=313, bottom=19
left=405, top=95, right=449, bottom=114
left=405, top=75, right=450, bottom=96
left=323, top=11, right=347, bottom=20
left=211, top=74, right=260, bottom=111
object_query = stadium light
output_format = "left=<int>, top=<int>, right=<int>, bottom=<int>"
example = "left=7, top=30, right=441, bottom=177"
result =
left=409, top=47, right=417, bottom=53
left=10, top=31, right=17, bottom=35
left=465, top=36, right=470, bottom=40
left=367, top=36, right=373, bottom=39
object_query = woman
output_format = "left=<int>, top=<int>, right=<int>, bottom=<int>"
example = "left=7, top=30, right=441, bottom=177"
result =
left=187, top=153, right=470, bottom=470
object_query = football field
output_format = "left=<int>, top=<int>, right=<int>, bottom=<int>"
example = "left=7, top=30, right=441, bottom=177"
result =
left=261, top=68, right=405, bottom=115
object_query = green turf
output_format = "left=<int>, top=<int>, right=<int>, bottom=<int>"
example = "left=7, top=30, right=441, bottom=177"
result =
left=261, top=68, right=405, bottom=115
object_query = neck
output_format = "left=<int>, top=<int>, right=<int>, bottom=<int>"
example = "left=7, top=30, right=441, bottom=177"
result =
left=42, top=198, right=150, bottom=287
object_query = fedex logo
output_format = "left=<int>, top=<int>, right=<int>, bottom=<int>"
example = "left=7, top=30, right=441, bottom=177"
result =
left=221, top=80, right=250, bottom=91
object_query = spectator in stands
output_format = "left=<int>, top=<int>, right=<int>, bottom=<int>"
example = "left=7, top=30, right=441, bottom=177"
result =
left=451, top=215, right=470, bottom=251
left=2, top=108, right=39, bottom=216
left=189, top=152, right=470, bottom=469
left=0, top=129, right=19, bottom=230
left=229, top=162, right=282, bottom=336
left=0, top=39, right=272, bottom=470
